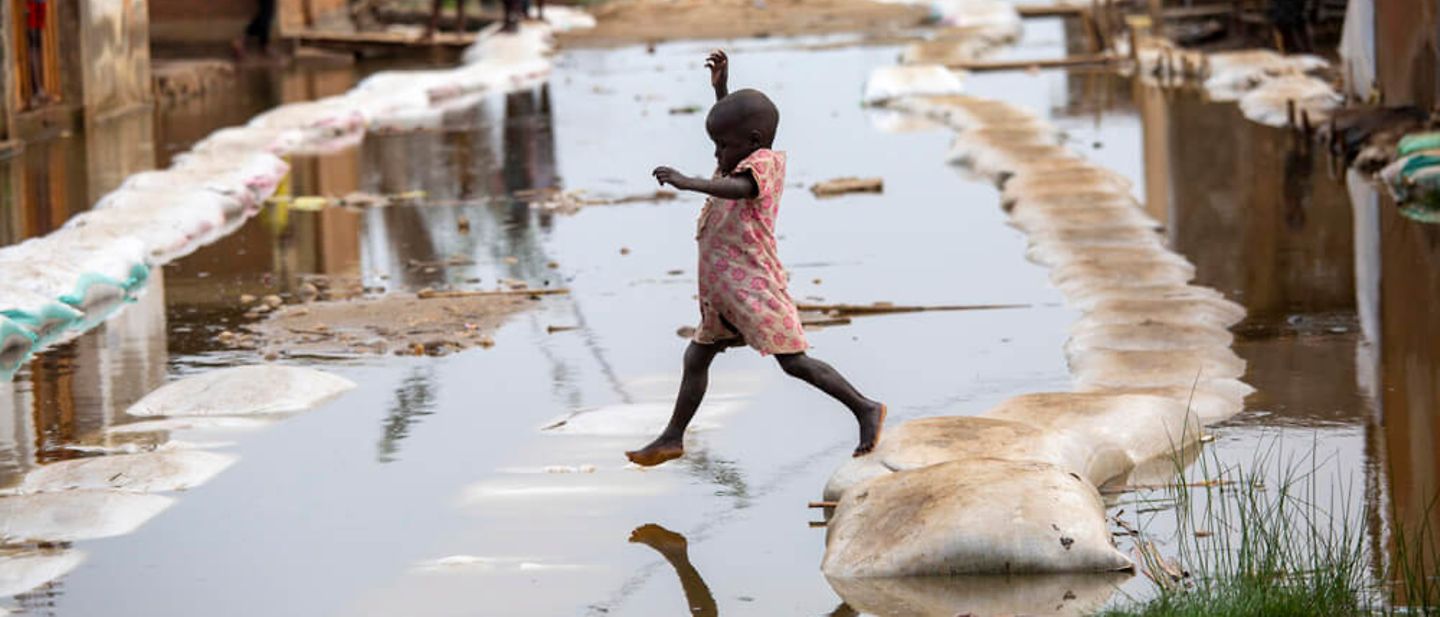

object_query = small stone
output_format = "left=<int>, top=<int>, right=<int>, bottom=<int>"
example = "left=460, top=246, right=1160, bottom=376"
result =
left=813, top=278, right=823, bottom=285
left=263, top=351, right=280, bottom=361
left=239, top=294, right=257, bottom=304
left=503, top=256, right=519, bottom=265
left=619, top=247, right=631, bottom=256
left=477, top=336, right=496, bottom=349
left=262, top=295, right=283, bottom=309
left=457, top=215, right=471, bottom=233
left=546, top=261, right=559, bottom=269
left=297, top=283, right=319, bottom=302
left=667, top=269, right=684, bottom=276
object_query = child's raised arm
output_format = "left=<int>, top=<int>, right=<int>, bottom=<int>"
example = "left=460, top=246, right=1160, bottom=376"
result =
left=706, top=50, right=728, bottom=101
left=653, top=166, right=759, bottom=201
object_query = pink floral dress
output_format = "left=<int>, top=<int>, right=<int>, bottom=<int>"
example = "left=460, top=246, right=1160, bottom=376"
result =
left=693, top=149, right=808, bottom=355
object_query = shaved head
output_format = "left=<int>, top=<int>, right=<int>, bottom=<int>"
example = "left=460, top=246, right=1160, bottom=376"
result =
left=705, top=89, right=780, bottom=171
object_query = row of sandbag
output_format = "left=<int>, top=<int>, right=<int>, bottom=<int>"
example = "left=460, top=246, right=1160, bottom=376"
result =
left=820, top=87, right=1252, bottom=579
left=0, top=15, right=593, bottom=379
left=1132, top=38, right=1341, bottom=128
left=0, top=366, right=355, bottom=600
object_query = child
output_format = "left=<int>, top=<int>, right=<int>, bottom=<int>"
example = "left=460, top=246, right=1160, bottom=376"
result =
left=626, top=50, right=886, bottom=467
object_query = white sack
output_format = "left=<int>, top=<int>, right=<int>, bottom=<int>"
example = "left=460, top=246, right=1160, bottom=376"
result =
left=126, top=365, right=356, bottom=417
left=822, top=459, right=1132, bottom=577
left=863, top=65, right=965, bottom=105
left=15, top=450, right=236, bottom=494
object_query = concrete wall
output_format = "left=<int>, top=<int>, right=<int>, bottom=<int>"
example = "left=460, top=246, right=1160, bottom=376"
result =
left=79, top=0, right=153, bottom=120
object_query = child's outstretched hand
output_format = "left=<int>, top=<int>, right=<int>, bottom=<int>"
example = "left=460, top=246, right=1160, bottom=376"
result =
left=653, top=166, right=690, bottom=189
left=706, top=49, right=728, bottom=100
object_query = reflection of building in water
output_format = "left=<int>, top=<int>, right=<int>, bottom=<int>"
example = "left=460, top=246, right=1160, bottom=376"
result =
left=358, top=85, right=560, bottom=292
left=1137, top=84, right=1355, bottom=321
left=0, top=106, right=165, bottom=481
left=502, top=87, right=559, bottom=194
left=163, top=66, right=364, bottom=312
left=1351, top=170, right=1440, bottom=601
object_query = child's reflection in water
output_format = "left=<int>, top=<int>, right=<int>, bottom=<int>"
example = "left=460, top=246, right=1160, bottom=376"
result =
left=628, top=524, right=859, bottom=616
left=629, top=524, right=718, bottom=617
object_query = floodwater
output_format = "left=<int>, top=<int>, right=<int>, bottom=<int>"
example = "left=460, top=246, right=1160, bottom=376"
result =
left=0, top=14, right=1434, bottom=617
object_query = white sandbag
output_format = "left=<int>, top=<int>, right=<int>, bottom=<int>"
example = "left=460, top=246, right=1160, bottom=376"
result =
left=165, top=149, right=291, bottom=202
left=9, top=233, right=151, bottom=296
left=14, top=450, right=236, bottom=494
left=0, top=246, right=132, bottom=320
left=0, top=550, right=84, bottom=598
left=248, top=97, right=368, bottom=150
left=1067, top=321, right=1233, bottom=354
left=539, top=5, right=597, bottom=32
left=0, top=490, right=174, bottom=542
left=0, top=316, right=35, bottom=378
left=884, top=95, right=990, bottom=128
left=983, top=392, right=1201, bottom=480
left=126, top=365, right=356, bottom=417
left=930, top=0, right=1023, bottom=38
left=868, top=108, right=946, bottom=133
left=1077, top=380, right=1254, bottom=426
left=1027, top=243, right=1191, bottom=270
left=1011, top=203, right=1161, bottom=235
left=947, top=128, right=1061, bottom=166
left=1203, top=50, right=1329, bottom=101
left=969, top=145, right=1083, bottom=179
left=1028, top=225, right=1165, bottom=250
left=822, top=459, right=1132, bottom=577
left=1002, top=170, right=1134, bottom=205
left=0, top=285, right=84, bottom=344
left=1061, top=282, right=1226, bottom=311
left=63, top=198, right=227, bottom=264
left=1238, top=73, right=1342, bottom=127
left=97, top=184, right=252, bottom=230
left=189, top=126, right=305, bottom=157
left=1069, top=347, right=1247, bottom=390
left=863, top=65, right=965, bottom=105
left=827, top=571, right=1129, bottom=617
left=444, top=57, right=553, bottom=98
left=822, top=415, right=1087, bottom=501
left=1005, top=157, right=1113, bottom=177
left=1051, top=259, right=1196, bottom=296
left=1077, top=296, right=1247, bottom=329
left=461, top=22, right=554, bottom=65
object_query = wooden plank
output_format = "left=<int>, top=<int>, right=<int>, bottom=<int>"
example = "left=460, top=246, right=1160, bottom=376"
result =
left=282, top=28, right=478, bottom=50
left=1017, top=4, right=1089, bottom=18
left=946, top=54, right=1118, bottom=72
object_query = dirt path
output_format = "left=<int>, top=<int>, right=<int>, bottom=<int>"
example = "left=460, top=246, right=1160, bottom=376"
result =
left=559, top=0, right=928, bottom=47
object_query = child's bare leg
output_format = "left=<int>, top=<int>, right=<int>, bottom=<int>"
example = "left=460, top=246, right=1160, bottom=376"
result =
left=775, top=353, right=886, bottom=456
left=626, top=341, right=724, bottom=466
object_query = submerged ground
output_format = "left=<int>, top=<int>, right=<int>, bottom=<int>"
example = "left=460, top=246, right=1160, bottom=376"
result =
left=0, top=14, right=1408, bottom=617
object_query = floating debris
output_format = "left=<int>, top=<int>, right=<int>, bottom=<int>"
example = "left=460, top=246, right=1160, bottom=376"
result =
left=810, top=177, right=884, bottom=197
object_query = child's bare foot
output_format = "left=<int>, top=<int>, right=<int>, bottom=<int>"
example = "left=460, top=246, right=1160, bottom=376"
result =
left=629, top=523, right=689, bottom=560
left=853, top=403, right=886, bottom=457
left=626, top=438, right=684, bottom=466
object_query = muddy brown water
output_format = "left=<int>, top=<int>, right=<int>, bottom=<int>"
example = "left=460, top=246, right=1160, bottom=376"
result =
left=0, top=18, right=1434, bottom=617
